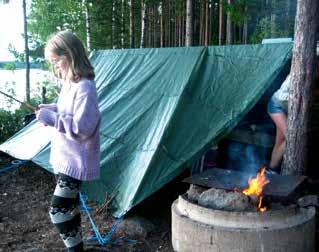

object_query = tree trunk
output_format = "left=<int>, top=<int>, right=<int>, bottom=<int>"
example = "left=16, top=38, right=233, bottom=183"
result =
left=181, top=1, right=184, bottom=46
left=82, top=0, right=91, bottom=52
left=185, top=0, right=194, bottom=46
left=199, top=0, right=204, bottom=45
left=204, top=0, right=209, bottom=46
left=112, top=1, right=116, bottom=48
left=167, top=0, right=172, bottom=46
left=172, top=0, right=175, bottom=46
left=175, top=1, right=178, bottom=47
left=226, top=0, right=232, bottom=45
left=208, top=0, right=212, bottom=45
left=140, top=0, right=146, bottom=48
left=22, top=0, right=30, bottom=103
left=129, top=0, right=135, bottom=48
left=121, top=0, right=125, bottom=48
left=153, top=4, right=157, bottom=48
left=285, top=0, right=292, bottom=36
left=282, top=0, right=319, bottom=175
left=160, top=1, right=164, bottom=47
left=164, top=0, right=168, bottom=46
left=218, top=0, right=224, bottom=45
left=177, top=3, right=180, bottom=47
left=243, top=5, right=248, bottom=44
left=148, top=5, right=152, bottom=47
left=270, top=13, right=276, bottom=37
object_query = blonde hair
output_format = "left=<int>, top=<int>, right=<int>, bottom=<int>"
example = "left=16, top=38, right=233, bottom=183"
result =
left=45, top=30, right=95, bottom=82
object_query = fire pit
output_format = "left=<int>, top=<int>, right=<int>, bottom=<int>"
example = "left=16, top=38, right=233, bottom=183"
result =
left=171, top=168, right=316, bottom=252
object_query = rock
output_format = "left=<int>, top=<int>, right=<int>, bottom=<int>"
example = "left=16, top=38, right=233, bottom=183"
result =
left=186, top=184, right=206, bottom=203
left=116, top=216, right=155, bottom=238
left=198, top=187, right=254, bottom=211
left=298, top=195, right=319, bottom=207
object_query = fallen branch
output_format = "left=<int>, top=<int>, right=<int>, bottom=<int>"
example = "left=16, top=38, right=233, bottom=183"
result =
left=0, top=90, right=37, bottom=111
left=95, top=191, right=118, bottom=215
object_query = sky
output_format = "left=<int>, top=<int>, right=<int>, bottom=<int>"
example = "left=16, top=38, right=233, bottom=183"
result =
left=0, top=1, right=25, bottom=61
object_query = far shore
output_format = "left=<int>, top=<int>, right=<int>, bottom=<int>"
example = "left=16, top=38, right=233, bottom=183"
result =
left=0, top=61, right=45, bottom=70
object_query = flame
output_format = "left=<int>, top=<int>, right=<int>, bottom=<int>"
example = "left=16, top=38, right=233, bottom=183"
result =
left=243, top=167, right=269, bottom=212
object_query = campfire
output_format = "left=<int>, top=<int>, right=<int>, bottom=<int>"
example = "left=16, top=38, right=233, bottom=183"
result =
left=172, top=168, right=315, bottom=252
left=242, top=166, right=269, bottom=212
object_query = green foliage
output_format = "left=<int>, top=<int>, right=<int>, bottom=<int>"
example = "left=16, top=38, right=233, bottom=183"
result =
left=250, top=17, right=282, bottom=44
left=28, top=0, right=86, bottom=44
left=8, top=43, right=25, bottom=62
left=27, top=0, right=297, bottom=50
left=3, top=63, right=16, bottom=71
left=0, top=108, right=30, bottom=144
left=223, top=0, right=248, bottom=25
left=2, top=81, right=17, bottom=110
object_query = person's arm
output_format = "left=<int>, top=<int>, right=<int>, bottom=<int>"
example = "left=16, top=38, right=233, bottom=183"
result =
left=38, top=103, right=57, bottom=112
left=37, top=84, right=100, bottom=140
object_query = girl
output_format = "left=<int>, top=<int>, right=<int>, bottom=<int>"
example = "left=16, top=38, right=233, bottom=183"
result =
left=36, top=30, right=101, bottom=252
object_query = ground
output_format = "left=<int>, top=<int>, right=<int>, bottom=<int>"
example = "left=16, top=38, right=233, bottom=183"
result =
left=1, top=153, right=318, bottom=252
left=0, top=155, right=186, bottom=252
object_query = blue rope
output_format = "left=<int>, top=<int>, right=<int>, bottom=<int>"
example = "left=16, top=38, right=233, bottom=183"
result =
left=79, top=193, right=124, bottom=246
left=0, top=160, right=28, bottom=174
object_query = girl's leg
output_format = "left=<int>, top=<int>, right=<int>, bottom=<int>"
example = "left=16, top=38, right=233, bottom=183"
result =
left=50, top=173, right=83, bottom=252
left=269, top=112, right=287, bottom=171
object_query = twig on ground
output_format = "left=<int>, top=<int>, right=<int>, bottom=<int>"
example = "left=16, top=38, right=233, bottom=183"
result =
left=95, top=191, right=118, bottom=215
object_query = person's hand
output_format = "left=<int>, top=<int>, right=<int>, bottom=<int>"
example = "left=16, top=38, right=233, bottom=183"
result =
left=36, top=108, right=48, bottom=126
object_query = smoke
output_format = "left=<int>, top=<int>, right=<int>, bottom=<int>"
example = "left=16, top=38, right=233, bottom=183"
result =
left=225, top=140, right=271, bottom=176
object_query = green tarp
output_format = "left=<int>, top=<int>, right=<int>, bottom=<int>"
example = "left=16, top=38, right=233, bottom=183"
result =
left=0, top=43, right=292, bottom=217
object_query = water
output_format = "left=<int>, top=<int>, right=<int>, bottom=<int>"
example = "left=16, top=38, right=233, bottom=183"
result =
left=0, top=69, right=51, bottom=111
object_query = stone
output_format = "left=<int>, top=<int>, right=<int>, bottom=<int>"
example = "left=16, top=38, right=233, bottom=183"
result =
left=198, top=187, right=254, bottom=211
left=186, top=184, right=206, bottom=203
left=116, top=216, right=155, bottom=238
left=298, top=195, right=319, bottom=207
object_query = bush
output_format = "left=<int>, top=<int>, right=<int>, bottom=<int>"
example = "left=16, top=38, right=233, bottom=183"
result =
left=0, top=107, right=31, bottom=144
left=3, top=63, right=16, bottom=71
left=250, top=17, right=283, bottom=44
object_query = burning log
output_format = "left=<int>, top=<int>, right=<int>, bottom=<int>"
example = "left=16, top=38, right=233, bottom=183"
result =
left=242, top=166, right=269, bottom=212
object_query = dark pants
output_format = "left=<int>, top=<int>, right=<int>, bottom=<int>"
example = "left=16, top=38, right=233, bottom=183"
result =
left=50, top=173, right=83, bottom=252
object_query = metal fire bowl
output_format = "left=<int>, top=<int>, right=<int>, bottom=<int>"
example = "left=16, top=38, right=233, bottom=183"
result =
left=183, top=168, right=306, bottom=198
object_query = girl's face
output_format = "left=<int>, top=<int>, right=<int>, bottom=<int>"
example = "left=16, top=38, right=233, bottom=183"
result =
left=50, top=54, right=69, bottom=80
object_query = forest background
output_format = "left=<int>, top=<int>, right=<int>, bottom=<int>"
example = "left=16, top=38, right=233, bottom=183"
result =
left=3, top=0, right=319, bottom=176
left=27, top=0, right=296, bottom=55
left=0, top=0, right=298, bottom=143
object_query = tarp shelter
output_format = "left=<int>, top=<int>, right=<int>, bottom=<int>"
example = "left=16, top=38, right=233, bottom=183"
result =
left=0, top=43, right=292, bottom=217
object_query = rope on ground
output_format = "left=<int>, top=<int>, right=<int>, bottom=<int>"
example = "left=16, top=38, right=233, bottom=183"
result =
left=0, top=159, right=28, bottom=174
left=80, top=193, right=128, bottom=246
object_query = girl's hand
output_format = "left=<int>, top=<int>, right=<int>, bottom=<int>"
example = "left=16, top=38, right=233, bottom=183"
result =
left=36, top=108, right=55, bottom=127
left=35, top=109, right=47, bottom=126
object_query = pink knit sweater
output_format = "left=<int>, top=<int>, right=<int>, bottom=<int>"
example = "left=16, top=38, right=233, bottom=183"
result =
left=37, top=79, right=101, bottom=181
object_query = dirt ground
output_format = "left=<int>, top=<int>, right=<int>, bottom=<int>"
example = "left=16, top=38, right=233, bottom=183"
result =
left=1, top=152, right=319, bottom=252
left=0, top=154, right=186, bottom=252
